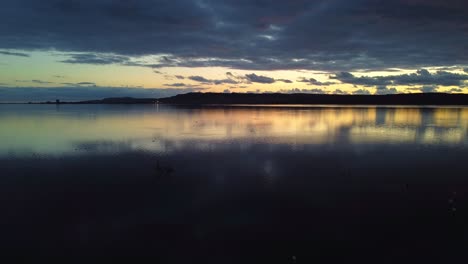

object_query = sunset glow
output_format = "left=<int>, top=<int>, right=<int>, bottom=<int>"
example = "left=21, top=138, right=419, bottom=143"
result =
left=1, top=0, right=467, bottom=101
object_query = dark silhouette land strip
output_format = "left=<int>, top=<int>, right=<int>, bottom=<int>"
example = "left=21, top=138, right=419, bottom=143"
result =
left=158, top=92, right=468, bottom=105
left=35, top=92, right=468, bottom=105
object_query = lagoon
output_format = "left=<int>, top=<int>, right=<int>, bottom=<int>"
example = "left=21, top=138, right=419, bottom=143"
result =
left=1, top=104, right=468, bottom=262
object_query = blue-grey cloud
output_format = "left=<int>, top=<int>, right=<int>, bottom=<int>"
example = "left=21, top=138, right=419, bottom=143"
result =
left=332, top=69, right=468, bottom=87
left=450, top=88, right=464, bottom=93
left=32, top=80, right=54, bottom=84
left=375, top=85, right=398, bottom=95
left=352, top=89, right=371, bottom=95
left=227, top=72, right=290, bottom=84
left=333, top=89, right=348, bottom=95
left=2, top=0, right=466, bottom=71
left=164, top=83, right=189, bottom=87
left=229, top=85, right=248, bottom=89
left=61, top=53, right=130, bottom=65
left=0, top=86, right=206, bottom=102
left=0, top=50, right=29, bottom=57
left=421, top=86, right=438, bottom=93
left=61, top=82, right=96, bottom=87
left=76, top=82, right=96, bottom=86
left=298, top=77, right=335, bottom=86
left=280, top=88, right=326, bottom=94
left=188, top=75, right=238, bottom=85
left=213, top=79, right=238, bottom=85
left=174, top=75, right=185, bottom=80
left=332, top=72, right=393, bottom=86
left=188, top=76, right=211, bottom=83
left=16, top=80, right=55, bottom=84
left=244, top=73, right=275, bottom=84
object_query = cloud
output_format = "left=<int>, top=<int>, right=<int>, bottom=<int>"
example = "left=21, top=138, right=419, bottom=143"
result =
left=333, top=89, right=348, bottom=95
left=190, top=76, right=237, bottom=85
left=61, top=82, right=96, bottom=87
left=246, top=90, right=261, bottom=94
left=0, top=86, right=206, bottom=102
left=0, top=1, right=467, bottom=71
left=228, top=72, right=289, bottom=84
left=164, top=83, right=188, bottom=87
left=213, top=79, right=238, bottom=85
left=192, top=73, right=277, bottom=87
left=375, top=85, right=398, bottom=95
left=352, top=89, right=371, bottom=95
left=229, top=85, right=248, bottom=89
left=332, top=69, right=468, bottom=87
left=420, top=85, right=438, bottom=93
left=174, top=75, right=185, bottom=80
left=188, top=76, right=211, bottom=83
left=16, top=80, right=55, bottom=84
left=298, top=77, right=335, bottom=86
left=449, top=88, right=464, bottom=93
left=223, top=89, right=231, bottom=93
left=244, top=73, right=275, bottom=84
left=32, top=80, right=54, bottom=84
left=331, top=72, right=392, bottom=86
left=464, top=68, right=468, bottom=73
left=279, top=88, right=326, bottom=94
left=76, top=82, right=96, bottom=86
left=0, top=50, right=29, bottom=57
left=61, top=53, right=130, bottom=65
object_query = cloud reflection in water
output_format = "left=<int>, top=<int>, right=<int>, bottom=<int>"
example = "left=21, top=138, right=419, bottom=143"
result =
left=0, top=105, right=467, bottom=156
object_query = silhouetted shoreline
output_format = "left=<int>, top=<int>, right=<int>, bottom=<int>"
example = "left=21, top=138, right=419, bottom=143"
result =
left=26, top=92, right=468, bottom=106
left=158, top=92, right=468, bottom=106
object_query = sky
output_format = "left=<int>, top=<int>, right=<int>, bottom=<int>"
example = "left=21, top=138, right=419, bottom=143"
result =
left=0, top=0, right=467, bottom=101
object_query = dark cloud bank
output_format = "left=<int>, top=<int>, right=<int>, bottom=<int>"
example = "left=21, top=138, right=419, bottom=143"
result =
left=0, top=50, right=30, bottom=57
left=333, top=69, right=468, bottom=87
left=171, top=72, right=292, bottom=86
left=1, top=0, right=467, bottom=71
left=331, top=69, right=468, bottom=93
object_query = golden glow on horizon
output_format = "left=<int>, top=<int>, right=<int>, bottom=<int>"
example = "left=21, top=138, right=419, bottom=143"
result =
left=0, top=50, right=467, bottom=94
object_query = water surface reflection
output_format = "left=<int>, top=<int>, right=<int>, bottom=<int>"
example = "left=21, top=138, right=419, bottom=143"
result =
left=1, top=105, right=468, bottom=262
left=0, top=105, right=467, bottom=155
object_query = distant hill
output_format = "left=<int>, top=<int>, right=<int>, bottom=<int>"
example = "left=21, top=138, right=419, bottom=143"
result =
left=38, top=97, right=157, bottom=104
left=158, top=92, right=468, bottom=105
left=39, top=93, right=468, bottom=105
left=76, top=97, right=157, bottom=104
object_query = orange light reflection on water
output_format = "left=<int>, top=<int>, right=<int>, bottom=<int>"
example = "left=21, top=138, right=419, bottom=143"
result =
left=0, top=105, right=467, bottom=155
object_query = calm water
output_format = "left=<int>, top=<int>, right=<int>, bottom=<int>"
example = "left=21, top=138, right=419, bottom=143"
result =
left=1, top=104, right=468, bottom=262
left=1, top=104, right=467, bottom=155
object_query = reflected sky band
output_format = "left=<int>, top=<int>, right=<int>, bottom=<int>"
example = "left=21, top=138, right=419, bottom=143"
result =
left=0, top=104, right=467, bottom=156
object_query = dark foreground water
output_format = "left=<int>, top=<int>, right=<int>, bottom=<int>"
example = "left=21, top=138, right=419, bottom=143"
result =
left=1, top=104, right=468, bottom=262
